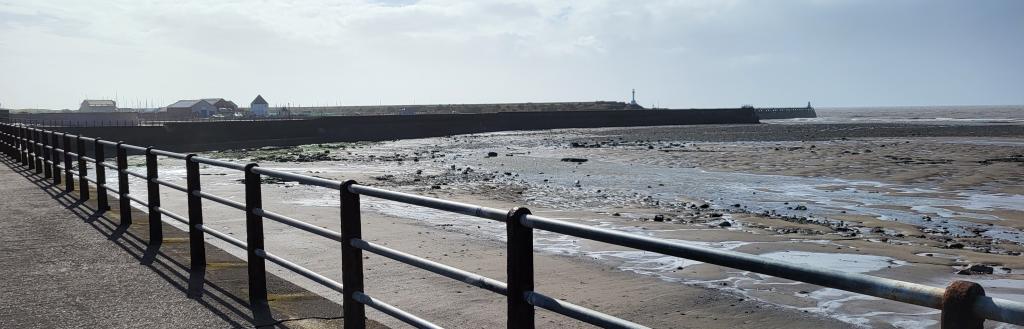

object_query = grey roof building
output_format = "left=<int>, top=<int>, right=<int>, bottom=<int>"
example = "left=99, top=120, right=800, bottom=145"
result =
left=202, top=98, right=238, bottom=111
left=79, top=100, right=117, bottom=112
left=167, top=99, right=217, bottom=117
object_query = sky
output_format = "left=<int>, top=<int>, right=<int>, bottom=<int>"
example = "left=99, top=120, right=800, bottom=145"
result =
left=1, top=0, right=1022, bottom=110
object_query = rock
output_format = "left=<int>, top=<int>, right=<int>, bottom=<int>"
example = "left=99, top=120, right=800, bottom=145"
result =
left=612, top=212, right=621, bottom=217
left=430, top=185, right=441, bottom=189
left=653, top=215, right=666, bottom=222
left=560, top=158, right=588, bottom=163
left=793, top=205, right=808, bottom=211
left=946, top=242, right=965, bottom=249
left=718, top=221, right=732, bottom=228
left=486, top=152, right=498, bottom=157
left=957, top=264, right=995, bottom=275
left=699, top=204, right=710, bottom=209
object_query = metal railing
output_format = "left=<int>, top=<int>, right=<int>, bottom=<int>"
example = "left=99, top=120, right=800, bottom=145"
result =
left=0, top=122, right=1021, bottom=329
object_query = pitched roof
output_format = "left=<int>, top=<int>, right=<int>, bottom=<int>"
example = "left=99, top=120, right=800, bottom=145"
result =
left=83, top=100, right=116, bottom=107
left=251, top=95, right=268, bottom=105
left=167, top=100, right=204, bottom=108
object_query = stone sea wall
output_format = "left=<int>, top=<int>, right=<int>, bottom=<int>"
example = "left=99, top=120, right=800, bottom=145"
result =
left=51, top=108, right=759, bottom=152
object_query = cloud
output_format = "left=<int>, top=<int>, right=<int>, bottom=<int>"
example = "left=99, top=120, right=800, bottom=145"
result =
left=0, top=0, right=1021, bottom=108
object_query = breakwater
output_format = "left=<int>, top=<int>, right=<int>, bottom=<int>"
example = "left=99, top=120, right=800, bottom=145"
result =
left=754, top=107, right=817, bottom=119
left=48, top=108, right=758, bottom=151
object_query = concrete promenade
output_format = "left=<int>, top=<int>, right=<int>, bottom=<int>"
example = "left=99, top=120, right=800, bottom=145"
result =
left=0, top=156, right=382, bottom=328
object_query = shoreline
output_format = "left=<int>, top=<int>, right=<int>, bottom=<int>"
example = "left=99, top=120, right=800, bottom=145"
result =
left=103, top=122, right=1023, bottom=328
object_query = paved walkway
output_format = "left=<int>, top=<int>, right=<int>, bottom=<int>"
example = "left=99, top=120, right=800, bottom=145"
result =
left=0, top=157, right=375, bottom=328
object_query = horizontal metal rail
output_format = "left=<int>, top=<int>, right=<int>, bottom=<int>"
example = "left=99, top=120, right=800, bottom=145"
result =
left=121, top=144, right=147, bottom=152
left=351, top=238, right=508, bottom=295
left=254, top=208, right=342, bottom=242
left=195, top=190, right=246, bottom=211
left=195, top=224, right=247, bottom=250
left=153, top=178, right=187, bottom=193
left=349, top=184, right=508, bottom=222
left=352, top=292, right=444, bottom=329
left=103, top=185, right=120, bottom=195
left=255, top=249, right=344, bottom=293
left=123, top=169, right=146, bottom=179
left=154, top=206, right=189, bottom=225
left=526, top=291, right=649, bottom=329
left=190, top=156, right=247, bottom=171
left=97, top=139, right=118, bottom=147
left=250, top=167, right=341, bottom=189
left=84, top=176, right=98, bottom=184
left=99, top=162, right=118, bottom=170
left=520, top=214, right=1024, bottom=324
left=124, top=194, right=148, bottom=207
left=149, top=149, right=187, bottom=159
left=80, top=155, right=96, bottom=163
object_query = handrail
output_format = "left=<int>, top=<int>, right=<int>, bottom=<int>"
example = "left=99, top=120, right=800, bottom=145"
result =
left=255, top=208, right=342, bottom=242
left=2, top=122, right=1021, bottom=329
left=351, top=238, right=508, bottom=295
left=251, top=167, right=341, bottom=189
left=348, top=184, right=508, bottom=222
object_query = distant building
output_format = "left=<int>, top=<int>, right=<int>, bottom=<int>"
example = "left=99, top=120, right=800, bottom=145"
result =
left=250, top=95, right=269, bottom=117
left=202, top=98, right=238, bottom=112
left=79, top=100, right=117, bottom=112
left=167, top=99, right=217, bottom=118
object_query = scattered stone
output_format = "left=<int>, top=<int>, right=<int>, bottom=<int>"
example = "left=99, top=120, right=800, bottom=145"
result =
left=653, top=215, right=666, bottom=222
left=946, top=242, right=965, bottom=249
left=486, top=152, right=498, bottom=157
left=957, top=264, right=994, bottom=275
left=718, top=221, right=732, bottom=228
left=793, top=205, right=808, bottom=211
left=561, top=158, right=588, bottom=163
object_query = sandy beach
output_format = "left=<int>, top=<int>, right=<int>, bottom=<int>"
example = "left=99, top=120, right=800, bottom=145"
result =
left=96, top=121, right=1024, bottom=328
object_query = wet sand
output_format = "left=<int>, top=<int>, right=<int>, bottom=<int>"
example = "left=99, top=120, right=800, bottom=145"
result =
left=106, top=122, right=1023, bottom=328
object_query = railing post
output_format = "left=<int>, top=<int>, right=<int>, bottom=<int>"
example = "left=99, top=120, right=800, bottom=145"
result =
left=77, top=136, right=89, bottom=201
left=32, top=129, right=41, bottom=172
left=63, top=134, right=74, bottom=192
left=145, top=147, right=162, bottom=246
left=340, top=180, right=366, bottom=329
left=94, top=138, right=108, bottom=211
left=41, top=130, right=52, bottom=179
left=244, top=163, right=268, bottom=308
left=50, top=131, right=61, bottom=185
left=116, top=142, right=131, bottom=226
left=506, top=206, right=535, bottom=329
left=941, top=280, right=985, bottom=329
left=185, top=154, right=206, bottom=271
left=34, top=129, right=43, bottom=173
left=19, top=127, right=27, bottom=165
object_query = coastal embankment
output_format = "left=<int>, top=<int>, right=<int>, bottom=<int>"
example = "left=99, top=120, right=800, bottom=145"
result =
left=48, top=108, right=758, bottom=151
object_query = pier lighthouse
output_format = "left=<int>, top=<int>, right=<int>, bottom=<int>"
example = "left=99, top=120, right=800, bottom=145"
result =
left=628, top=89, right=642, bottom=109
